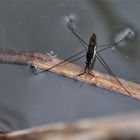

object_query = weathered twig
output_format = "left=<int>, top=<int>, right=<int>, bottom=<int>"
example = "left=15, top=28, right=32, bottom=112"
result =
left=1, top=112, right=140, bottom=140
left=0, top=48, right=140, bottom=100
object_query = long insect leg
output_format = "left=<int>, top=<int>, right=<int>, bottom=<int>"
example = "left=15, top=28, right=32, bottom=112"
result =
left=35, top=49, right=86, bottom=74
left=78, top=67, right=95, bottom=88
left=88, top=71, right=95, bottom=77
left=68, top=19, right=132, bottom=52
left=96, top=52, right=132, bottom=96
left=35, top=17, right=131, bottom=75
left=67, top=18, right=88, bottom=49
left=66, top=54, right=86, bottom=64
left=76, top=65, right=88, bottom=76
left=34, top=18, right=88, bottom=75
left=97, top=46, right=113, bottom=53
left=77, top=67, right=89, bottom=88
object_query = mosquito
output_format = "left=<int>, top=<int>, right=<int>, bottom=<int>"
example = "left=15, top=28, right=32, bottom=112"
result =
left=35, top=18, right=133, bottom=96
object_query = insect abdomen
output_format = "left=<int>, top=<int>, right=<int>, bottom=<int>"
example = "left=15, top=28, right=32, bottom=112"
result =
left=86, top=50, right=94, bottom=64
left=86, top=33, right=97, bottom=64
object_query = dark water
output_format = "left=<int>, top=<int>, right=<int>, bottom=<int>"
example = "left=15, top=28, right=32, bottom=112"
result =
left=0, top=0, right=140, bottom=131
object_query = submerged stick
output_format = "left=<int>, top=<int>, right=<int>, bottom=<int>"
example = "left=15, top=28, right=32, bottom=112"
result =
left=0, top=48, right=140, bottom=100
left=1, top=112, right=140, bottom=140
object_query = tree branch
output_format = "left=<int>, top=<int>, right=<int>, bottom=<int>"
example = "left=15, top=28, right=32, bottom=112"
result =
left=1, top=112, right=140, bottom=140
left=0, top=48, right=140, bottom=100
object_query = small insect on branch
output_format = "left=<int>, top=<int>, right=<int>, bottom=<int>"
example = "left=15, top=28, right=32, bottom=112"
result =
left=66, top=18, right=134, bottom=96
left=0, top=48, right=140, bottom=100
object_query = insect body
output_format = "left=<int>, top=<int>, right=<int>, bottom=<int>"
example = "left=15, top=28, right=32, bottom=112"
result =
left=35, top=19, right=133, bottom=96
left=77, top=33, right=97, bottom=77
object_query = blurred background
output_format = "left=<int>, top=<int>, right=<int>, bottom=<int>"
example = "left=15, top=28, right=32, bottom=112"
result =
left=0, top=0, right=140, bottom=131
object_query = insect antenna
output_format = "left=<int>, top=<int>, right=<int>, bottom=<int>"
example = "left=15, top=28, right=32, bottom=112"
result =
left=96, top=52, right=132, bottom=96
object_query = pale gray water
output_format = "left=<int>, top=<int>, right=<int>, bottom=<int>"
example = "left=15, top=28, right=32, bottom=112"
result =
left=0, top=0, right=140, bottom=131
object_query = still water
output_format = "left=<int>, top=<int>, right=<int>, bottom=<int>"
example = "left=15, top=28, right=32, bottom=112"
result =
left=0, top=0, right=140, bottom=131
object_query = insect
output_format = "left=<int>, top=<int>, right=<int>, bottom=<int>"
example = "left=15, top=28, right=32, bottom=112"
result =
left=76, top=32, right=97, bottom=77
left=35, top=18, right=133, bottom=96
